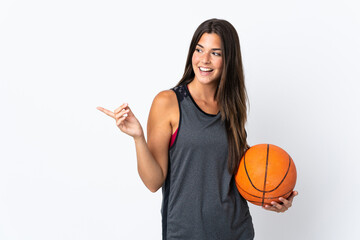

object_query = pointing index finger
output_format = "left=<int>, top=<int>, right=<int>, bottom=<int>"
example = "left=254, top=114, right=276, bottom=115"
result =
left=96, top=106, right=115, bottom=119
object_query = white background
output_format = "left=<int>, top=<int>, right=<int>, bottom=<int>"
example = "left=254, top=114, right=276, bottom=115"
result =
left=1, top=0, right=359, bottom=239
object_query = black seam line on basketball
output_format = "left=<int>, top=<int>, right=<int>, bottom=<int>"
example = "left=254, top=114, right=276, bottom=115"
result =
left=262, top=144, right=270, bottom=206
left=235, top=182, right=263, bottom=199
left=248, top=200, right=265, bottom=204
left=244, top=145, right=271, bottom=193
left=248, top=199, right=268, bottom=204
left=247, top=190, right=292, bottom=205
left=243, top=145, right=293, bottom=194
left=236, top=181, right=293, bottom=200
left=244, top=151, right=259, bottom=191
left=257, top=154, right=292, bottom=193
left=264, top=154, right=292, bottom=192
left=246, top=153, right=293, bottom=194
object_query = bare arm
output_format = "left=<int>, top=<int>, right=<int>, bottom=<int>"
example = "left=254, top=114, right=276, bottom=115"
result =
left=96, top=90, right=176, bottom=193
left=142, top=90, right=177, bottom=192
left=133, top=134, right=166, bottom=193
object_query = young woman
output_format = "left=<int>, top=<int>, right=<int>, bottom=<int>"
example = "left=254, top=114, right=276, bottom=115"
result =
left=97, top=18, right=298, bottom=240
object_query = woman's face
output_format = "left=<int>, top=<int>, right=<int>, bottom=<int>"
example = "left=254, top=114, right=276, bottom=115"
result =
left=192, top=33, right=223, bottom=85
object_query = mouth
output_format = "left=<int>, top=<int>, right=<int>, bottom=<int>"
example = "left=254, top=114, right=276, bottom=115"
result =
left=199, top=67, right=214, bottom=72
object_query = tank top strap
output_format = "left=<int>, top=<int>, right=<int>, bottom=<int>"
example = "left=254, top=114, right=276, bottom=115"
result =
left=171, top=84, right=221, bottom=119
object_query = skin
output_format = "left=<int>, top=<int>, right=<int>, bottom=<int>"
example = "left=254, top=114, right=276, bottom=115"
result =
left=185, top=33, right=223, bottom=114
left=263, top=191, right=298, bottom=213
left=96, top=32, right=298, bottom=213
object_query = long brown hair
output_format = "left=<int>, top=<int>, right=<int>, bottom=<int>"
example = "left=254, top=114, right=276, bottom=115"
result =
left=176, top=18, right=250, bottom=175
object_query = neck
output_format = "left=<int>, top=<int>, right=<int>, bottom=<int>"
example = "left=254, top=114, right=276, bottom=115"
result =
left=188, top=78, right=218, bottom=102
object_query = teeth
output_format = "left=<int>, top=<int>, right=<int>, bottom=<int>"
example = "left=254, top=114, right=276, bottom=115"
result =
left=200, top=67, right=213, bottom=72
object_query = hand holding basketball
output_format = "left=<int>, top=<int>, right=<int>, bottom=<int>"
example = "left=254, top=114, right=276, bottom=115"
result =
left=263, top=190, right=298, bottom=213
left=96, top=103, right=144, bottom=139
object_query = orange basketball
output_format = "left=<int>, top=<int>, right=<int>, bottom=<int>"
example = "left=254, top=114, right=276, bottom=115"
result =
left=235, top=144, right=297, bottom=206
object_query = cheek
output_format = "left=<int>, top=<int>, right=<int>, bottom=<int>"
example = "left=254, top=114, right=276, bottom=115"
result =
left=216, top=59, right=223, bottom=71
left=192, top=53, right=199, bottom=65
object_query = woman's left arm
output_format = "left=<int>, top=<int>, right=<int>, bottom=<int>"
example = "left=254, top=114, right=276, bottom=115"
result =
left=263, top=191, right=298, bottom=213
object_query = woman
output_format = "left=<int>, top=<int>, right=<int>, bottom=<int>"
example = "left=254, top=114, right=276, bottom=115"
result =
left=97, top=18, right=298, bottom=240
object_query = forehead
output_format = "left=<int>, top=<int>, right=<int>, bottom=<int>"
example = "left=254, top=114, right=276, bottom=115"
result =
left=197, top=33, right=222, bottom=48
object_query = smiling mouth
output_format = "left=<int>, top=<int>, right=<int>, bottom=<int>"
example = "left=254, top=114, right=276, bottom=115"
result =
left=199, top=67, right=214, bottom=72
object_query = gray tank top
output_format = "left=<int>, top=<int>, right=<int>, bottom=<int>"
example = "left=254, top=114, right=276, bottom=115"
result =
left=161, top=84, right=254, bottom=240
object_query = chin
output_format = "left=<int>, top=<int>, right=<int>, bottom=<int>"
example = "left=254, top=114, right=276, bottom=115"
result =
left=195, top=76, right=220, bottom=86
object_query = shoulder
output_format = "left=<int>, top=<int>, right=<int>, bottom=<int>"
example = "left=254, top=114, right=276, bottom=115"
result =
left=152, top=89, right=177, bottom=109
left=149, top=89, right=179, bottom=130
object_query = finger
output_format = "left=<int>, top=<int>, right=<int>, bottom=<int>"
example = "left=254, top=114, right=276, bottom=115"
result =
left=96, top=106, right=115, bottom=119
left=114, top=103, right=128, bottom=114
left=287, top=191, right=299, bottom=202
left=287, top=191, right=298, bottom=204
left=271, top=201, right=282, bottom=210
left=115, top=109, right=130, bottom=119
left=263, top=204, right=273, bottom=210
left=263, top=204, right=280, bottom=212
left=123, top=105, right=135, bottom=117
left=271, top=201, right=287, bottom=212
left=279, top=197, right=292, bottom=208
left=263, top=204, right=273, bottom=211
left=116, top=115, right=127, bottom=127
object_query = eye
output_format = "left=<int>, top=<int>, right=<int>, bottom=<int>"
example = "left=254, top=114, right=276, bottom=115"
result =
left=212, top=52, right=221, bottom=56
left=195, top=48, right=202, bottom=53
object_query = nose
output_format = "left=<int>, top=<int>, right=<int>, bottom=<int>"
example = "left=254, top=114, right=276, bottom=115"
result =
left=201, top=52, right=211, bottom=64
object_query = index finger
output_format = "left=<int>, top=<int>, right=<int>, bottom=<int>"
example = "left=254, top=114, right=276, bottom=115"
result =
left=96, top=106, right=115, bottom=119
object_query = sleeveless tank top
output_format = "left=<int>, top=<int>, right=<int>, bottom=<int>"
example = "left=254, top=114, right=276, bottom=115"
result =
left=161, top=84, right=255, bottom=240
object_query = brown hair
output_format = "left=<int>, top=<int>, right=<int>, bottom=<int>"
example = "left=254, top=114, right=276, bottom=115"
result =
left=176, top=18, right=250, bottom=175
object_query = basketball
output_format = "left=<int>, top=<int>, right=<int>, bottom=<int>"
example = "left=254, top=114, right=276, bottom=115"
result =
left=235, top=144, right=297, bottom=206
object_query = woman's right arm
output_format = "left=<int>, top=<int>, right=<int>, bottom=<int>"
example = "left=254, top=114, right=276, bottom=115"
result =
left=97, top=90, right=176, bottom=193
left=137, top=90, right=176, bottom=192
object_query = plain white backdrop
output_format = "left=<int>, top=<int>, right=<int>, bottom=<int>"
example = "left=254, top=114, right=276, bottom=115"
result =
left=1, top=0, right=359, bottom=239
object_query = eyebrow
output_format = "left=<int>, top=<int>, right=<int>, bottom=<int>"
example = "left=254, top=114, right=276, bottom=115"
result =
left=197, top=44, right=222, bottom=51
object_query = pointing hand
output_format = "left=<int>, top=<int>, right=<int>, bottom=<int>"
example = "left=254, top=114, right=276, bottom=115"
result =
left=96, top=103, right=144, bottom=139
